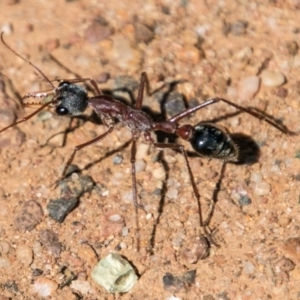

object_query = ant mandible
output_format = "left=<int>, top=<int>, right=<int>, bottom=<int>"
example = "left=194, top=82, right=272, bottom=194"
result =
left=0, top=32, right=295, bottom=242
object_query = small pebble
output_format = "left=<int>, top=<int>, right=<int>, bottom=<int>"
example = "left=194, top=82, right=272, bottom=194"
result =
left=14, top=200, right=44, bottom=232
left=230, top=20, right=248, bottom=35
left=39, top=229, right=61, bottom=257
left=134, top=23, right=154, bottom=43
left=164, top=91, right=186, bottom=117
left=253, top=182, right=271, bottom=196
left=84, top=20, right=112, bottom=43
left=111, top=34, right=142, bottom=71
left=47, top=197, right=78, bottom=223
left=33, top=277, right=58, bottom=297
left=135, top=159, right=146, bottom=173
left=44, top=38, right=60, bottom=51
left=70, top=280, right=92, bottom=295
left=238, top=195, right=252, bottom=206
left=180, top=235, right=209, bottom=264
left=152, top=166, right=165, bottom=179
left=1, top=23, right=13, bottom=35
left=260, top=70, right=285, bottom=87
left=163, top=273, right=184, bottom=293
left=91, top=253, right=138, bottom=293
left=16, top=245, right=33, bottom=265
left=276, top=87, right=288, bottom=98
left=283, top=237, right=300, bottom=263
left=0, top=257, right=10, bottom=268
left=286, top=41, right=298, bottom=56
left=113, top=154, right=123, bottom=165
left=238, top=76, right=260, bottom=101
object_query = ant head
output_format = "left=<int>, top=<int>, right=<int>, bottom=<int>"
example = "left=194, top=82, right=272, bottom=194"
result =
left=55, top=81, right=88, bottom=116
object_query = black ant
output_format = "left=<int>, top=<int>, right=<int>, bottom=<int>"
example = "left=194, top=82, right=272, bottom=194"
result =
left=0, top=32, right=295, bottom=245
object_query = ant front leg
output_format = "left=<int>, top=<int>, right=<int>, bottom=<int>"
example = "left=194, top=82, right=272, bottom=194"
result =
left=55, top=125, right=114, bottom=186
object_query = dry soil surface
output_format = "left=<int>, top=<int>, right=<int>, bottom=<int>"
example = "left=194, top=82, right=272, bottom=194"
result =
left=0, top=1, right=300, bottom=299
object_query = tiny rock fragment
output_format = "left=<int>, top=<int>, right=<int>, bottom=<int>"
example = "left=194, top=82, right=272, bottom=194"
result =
left=134, top=23, right=154, bottom=43
left=33, top=277, right=58, bottom=297
left=91, top=253, right=138, bottom=293
left=14, top=200, right=44, bottom=232
left=84, top=20, right=112, bottom=43
left=282, top=237, right=300, bottom=264
left=47, top=197, right=78, bottom=223
left=180, top=235, right=210, bottom=264
left=238, top=76, right=260, bottom=101
left=16, top=244, right=33, bottom=265
left=260, top=70, right=285, bottom=87
left=70, top=279, right=92, bottom=295
left=164, top=91, right=186, bottom=116
left=163, top=273, right=184, bottom=293
left=39, top=229, right=62, bottom=257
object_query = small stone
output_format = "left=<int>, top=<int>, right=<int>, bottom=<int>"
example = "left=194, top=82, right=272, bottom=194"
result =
left=84, top=20, right=112, bottom=43
left=286, top=41, right=298, bottom=56
left=135, top=159, right=146, bottom=173
left=152, top=166, right=165, bottom=180
left=164, top=91, right=186, bottom=117
left=33, top=277, right=58, bottom=297
left=0, top=257, right=10, bottom=268
left=16, top=245, right=33, bottom=265
left=44, top=38, right=60, bottom=51
left=91, top=253, right=138, bottom=293
left=238, top=195, right=252, bottom=206
left=163, top=273, right=184, bottom=293
left=14, top=200, right=44, bottom=232
left=238, top=76, right=260, bottom=101
left=180, top=235, right=209, bottom=264
left=111, top=34, right=142, bottom=71
left=243, top=261, right=255, bottom=274
left=1, top=23, right=13, bottom=35
left=231, top=20, right=248, bottom=35
left=113, top=154, right=123, bottom=165
left=134, top=23, right=154, bottom=43
left=276, top=87, right=288, bottom=98
left=260, top=70, right=285, bottom=87
left=283, top=237, right=300, bottom=263
left=70, top=280, right=92, bottom=295
left=136, top=144, right=150, bottom=160
left=39, top=229, right=61, bottom=257
left=47, top=197, right=78, bottom=223
left=80, top=175, right=95, bottom=193
left=253, top=182, right=271, bottom=196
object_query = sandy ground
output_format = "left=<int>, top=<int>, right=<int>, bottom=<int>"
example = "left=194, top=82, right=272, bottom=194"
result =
left=0, top=0, right=300, bottom=299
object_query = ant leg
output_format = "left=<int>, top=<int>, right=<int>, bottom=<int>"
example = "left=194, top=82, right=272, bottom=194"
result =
left=0, top=100, right=55, bottom=133
left=52, top=78, right=102, bottom=95
left=135, top=72, right=148, bottom=110
left=130, top=138, right=144, bottom=209
left=58, top=125, right=114, bottom=182
left=152, top=141, right=217, bottom=244
left=168, top=97, right=296, bottom=135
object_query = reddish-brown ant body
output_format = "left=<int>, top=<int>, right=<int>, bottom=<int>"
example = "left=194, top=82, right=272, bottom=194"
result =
left=0, top=32, right=294, bottom=243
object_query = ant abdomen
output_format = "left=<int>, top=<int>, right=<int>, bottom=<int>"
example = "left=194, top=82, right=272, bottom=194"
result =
left=189, top=123, right=238, bottom=161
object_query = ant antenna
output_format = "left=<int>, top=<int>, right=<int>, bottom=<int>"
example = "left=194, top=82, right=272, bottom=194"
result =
left=0, top=32, right=55, bottom=89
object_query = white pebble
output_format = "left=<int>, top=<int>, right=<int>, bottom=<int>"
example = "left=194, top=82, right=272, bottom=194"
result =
left=152, top=166, right=165, bottom=179
left=33, top=277, right=58, bottom=297
left=16, top=245, right=33, bottom=265
left=136, top=143, right=150, bottom=159
left=243, top=261, right=255, bottom=274
left=166, top=187, right=179, bottom=199
left=135, top=159, right=146, bottom=173
left=0, top=257, right=10, bottom=268
left=1, top=23, right=13, bottom=35
left=254, top=182, right=271, bottom=196
left=238, top=76, right=260, bottom=101
left=260, top=70, right=285, bottom=87
left=70, top=280, right=92, bottom=295
left=109, top=214, right=121, bottom=222
left=250, top=172, right=262, bottom=183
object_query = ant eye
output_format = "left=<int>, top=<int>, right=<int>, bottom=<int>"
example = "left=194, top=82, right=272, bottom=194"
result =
left=56, top=106, right=69, bottom=115
left=58, top=81, right=70, bottom=88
